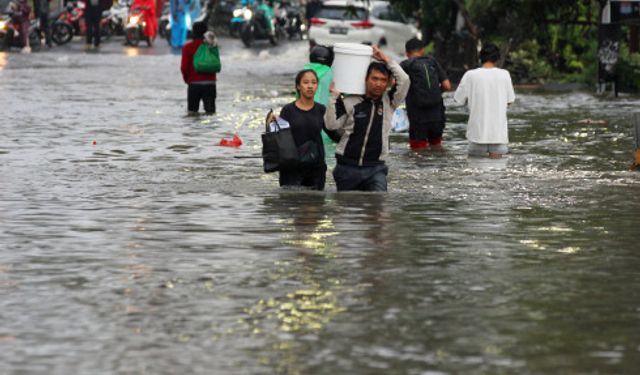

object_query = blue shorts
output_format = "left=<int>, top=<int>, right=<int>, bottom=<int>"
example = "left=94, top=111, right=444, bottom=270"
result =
left=468, top=142, right=508, bottom=156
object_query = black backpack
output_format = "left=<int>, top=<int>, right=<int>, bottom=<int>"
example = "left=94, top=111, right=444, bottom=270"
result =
left=406, top=56, right=443, bottom=108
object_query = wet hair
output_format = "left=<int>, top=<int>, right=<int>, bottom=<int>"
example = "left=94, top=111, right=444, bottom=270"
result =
left=295, top=69, right=319, bottom=94
left=405, top=37, right=425, bottom=54
left=366, top=62, right=390, bottom=80
left=480, top=43, right=500, bottom=64
left=192, top=21, right=207, bottom=39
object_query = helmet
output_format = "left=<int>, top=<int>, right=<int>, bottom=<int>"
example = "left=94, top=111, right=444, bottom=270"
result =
left=310, top=45, right=334, bottom=67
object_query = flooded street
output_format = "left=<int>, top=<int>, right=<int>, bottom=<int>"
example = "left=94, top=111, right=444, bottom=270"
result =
left=1, top=37, right=640, bottom=374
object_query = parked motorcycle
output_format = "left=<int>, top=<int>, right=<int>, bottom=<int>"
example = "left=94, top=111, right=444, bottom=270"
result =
left=51, top=1, right=113, bottom=45
left=0, top=12, right=41, bottom=51
left=101, top=1, right=129, bottom=38
left=51, top=1, right=82, bottom=45
left=125, top=5, right=152, bottom=46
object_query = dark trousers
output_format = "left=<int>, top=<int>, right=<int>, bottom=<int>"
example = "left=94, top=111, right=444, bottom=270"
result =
left=40, top=14, right=51, bottom=46
left=85, top=10, right=101, bottom=47
left=333, top=163, right=388, bottom=192
left=408, top=104, right=446, bottom=144
left=188, top=83, right=216, bottom=113
left=279, top=163, right=327, bottom=191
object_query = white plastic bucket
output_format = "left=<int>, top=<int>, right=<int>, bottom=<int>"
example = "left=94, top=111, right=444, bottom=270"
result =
left=332, top=43, right=373, bottom=95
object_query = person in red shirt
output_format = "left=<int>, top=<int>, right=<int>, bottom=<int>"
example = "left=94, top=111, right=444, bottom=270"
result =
left=180, top=21, right=217, bottom=114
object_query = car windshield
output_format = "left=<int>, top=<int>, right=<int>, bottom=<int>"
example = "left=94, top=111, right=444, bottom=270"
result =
left=316, top=5, right=368, bottom=21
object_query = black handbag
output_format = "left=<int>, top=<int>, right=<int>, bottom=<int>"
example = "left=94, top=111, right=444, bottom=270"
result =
left=261, top=110, right=299, bottom=173
left=297, top=139, right=322, bottom=167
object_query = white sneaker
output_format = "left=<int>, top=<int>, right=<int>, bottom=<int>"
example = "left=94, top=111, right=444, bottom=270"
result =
left=20, top=46, right=31, bottom=54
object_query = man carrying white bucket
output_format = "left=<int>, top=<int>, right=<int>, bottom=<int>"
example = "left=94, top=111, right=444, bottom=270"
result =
left=325, top=45, right=410, bottom=192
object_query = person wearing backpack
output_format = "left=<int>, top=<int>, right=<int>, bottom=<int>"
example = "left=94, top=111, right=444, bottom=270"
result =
left=400, top=38, right=451, bottom=150
left=180, top=21, right=220, bottom=114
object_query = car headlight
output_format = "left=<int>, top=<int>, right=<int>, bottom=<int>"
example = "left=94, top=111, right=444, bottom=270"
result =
left=243, top=9, right=252, bottom=20
left=129, top=15, right=140, bottom=24
left=233, top=8, right=243, bottom=17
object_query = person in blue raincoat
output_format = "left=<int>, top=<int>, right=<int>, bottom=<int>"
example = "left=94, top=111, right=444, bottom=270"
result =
left=170, top=0, right=188, bottom=49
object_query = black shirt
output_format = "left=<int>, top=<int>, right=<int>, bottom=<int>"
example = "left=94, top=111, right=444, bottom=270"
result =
left=280, top=101, right=327, bottom=156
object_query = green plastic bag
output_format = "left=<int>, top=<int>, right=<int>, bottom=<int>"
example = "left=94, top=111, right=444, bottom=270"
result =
left=193, top=44, right=221, bottom=74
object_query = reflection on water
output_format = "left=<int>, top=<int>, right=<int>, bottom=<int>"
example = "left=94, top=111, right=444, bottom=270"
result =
left=1, top=39, right=640, bottom=374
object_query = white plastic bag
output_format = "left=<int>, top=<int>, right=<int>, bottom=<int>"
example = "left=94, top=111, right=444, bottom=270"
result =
left=392, top=107, right=409, bottom=133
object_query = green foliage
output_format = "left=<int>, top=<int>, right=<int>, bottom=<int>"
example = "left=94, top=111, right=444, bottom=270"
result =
left=508, top=41, right=553, bottom=84
left=616, top=47, right=640, bottom=92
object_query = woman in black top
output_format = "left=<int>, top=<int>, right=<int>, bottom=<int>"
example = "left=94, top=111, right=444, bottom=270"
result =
left=278, top=69, right=328, bottom=190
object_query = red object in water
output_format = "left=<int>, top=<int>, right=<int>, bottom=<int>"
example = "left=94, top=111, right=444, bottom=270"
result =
left=92, top=140, right=97, bottom=145
left=219, top=134, right=242, bottom=148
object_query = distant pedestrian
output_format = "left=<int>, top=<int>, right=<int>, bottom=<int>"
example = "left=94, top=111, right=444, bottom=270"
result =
left=13, top=0, right=31, bottom=53
left=400, top=38, right=451, bottom=150
left=453, top=43, right=516, bottom=158
left=276, top=69, right=329, bottom=190
left=325, top=46, right=410, bottom=192
left=33, top=0, right=52, bottom=48
left=84, top=0, right=102, bottom=50
left=180, top=21, right=218, bottom=114
left=170, top=0, right=188, bottom=50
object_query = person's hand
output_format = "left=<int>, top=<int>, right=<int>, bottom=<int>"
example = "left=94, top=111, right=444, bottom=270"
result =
left=266, top=111, right=278, bottom=124
left=372, top=45, right=389, bottom=64
left=329, top=81, right=341, bottom=97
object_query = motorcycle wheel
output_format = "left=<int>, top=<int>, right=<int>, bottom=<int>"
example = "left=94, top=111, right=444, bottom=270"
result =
left=28, top=31, right=41, bottom=51
left=52, top=23, right=73, bottom=45
left=101, top=22, right=114, bottom=40
left=126, top=28, right=140, bottom=47
left=240, top=25, right=253, bottom=48
left=229, top=23, right=240, bottom=38
left=269, top=34, right=278, bottom=46
left=0, top=33, right=10, bottom=51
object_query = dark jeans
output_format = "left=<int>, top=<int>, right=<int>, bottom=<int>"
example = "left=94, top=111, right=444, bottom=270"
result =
left=279, top=163, right=327, bottom=191
left=40, top=16, right=51, bottom=46
left=85, top=10, right=101, bottom=47
left=333, top=163, right=388, bottom=192
left=188, top=83, right=216, bottom=113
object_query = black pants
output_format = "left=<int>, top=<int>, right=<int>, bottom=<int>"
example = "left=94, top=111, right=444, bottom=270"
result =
left=40, top=14, right=51, bottom=46
left=85, top=9, right=101, bottom=47
left=279, top=163, right=327, bottom=191
left=333, top=163, right=388, bottom=192
left=409, top=119, right=445, bottom=142
left=188, top=83, right=216, bottom=113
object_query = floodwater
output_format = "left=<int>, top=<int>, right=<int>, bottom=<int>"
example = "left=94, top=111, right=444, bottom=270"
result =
left=1, top=37, right=640, bottom=375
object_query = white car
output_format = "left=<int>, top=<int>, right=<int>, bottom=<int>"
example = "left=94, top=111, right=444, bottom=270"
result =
left=308, top=0, right=421, bottom=56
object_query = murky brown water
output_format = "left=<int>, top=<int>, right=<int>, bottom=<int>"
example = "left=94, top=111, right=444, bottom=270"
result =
left=1, top=37, right=640, bottom=374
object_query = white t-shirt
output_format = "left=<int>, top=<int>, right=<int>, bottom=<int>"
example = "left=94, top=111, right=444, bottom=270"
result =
left=453, top=67, right=516, bottom=144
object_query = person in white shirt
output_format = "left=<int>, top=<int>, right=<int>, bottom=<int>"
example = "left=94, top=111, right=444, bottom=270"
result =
left=454, top=43, right=516, bottom=158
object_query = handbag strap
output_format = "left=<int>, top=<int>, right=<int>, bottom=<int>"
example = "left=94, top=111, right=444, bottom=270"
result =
left=265, top=108, right=284, bottom=133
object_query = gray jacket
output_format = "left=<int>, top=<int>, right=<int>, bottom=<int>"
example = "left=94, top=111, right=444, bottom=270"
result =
left=325, top=60, right=409, bottom=166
